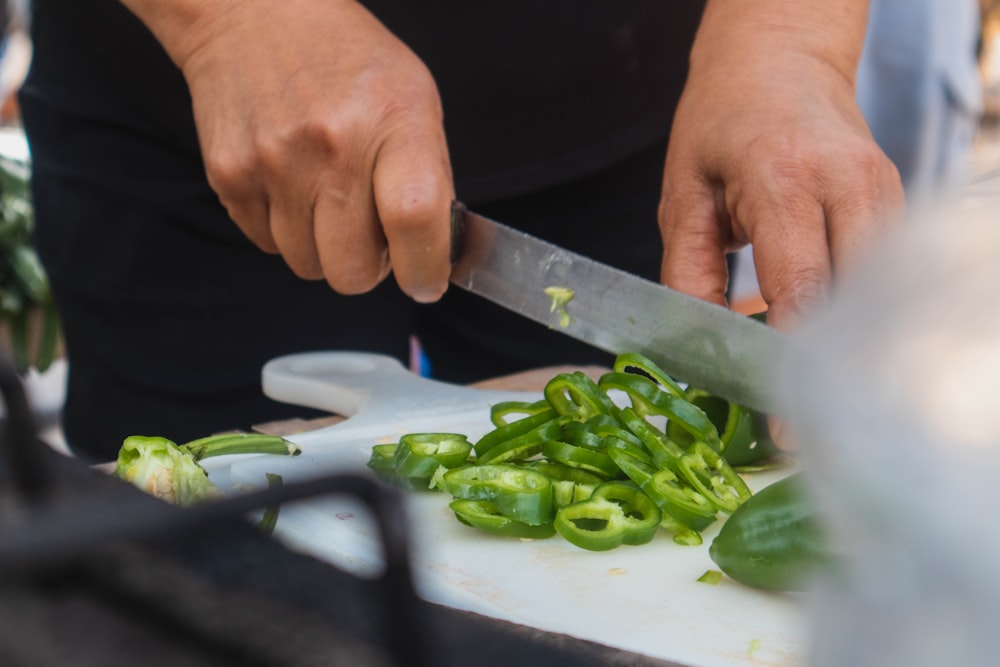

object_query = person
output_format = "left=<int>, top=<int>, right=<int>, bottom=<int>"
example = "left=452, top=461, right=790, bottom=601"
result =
left=19, top=0, right=903, bottom=462
left=856, top=0, right=983, bottom=202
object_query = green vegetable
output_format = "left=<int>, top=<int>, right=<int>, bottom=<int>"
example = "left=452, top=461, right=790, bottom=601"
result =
left=554, top=481, right=661, bottom=551
left=523, top=461, right=603, bottom=508
left=709, top=472, right=831, bottom=591
left=544, top=371, right=617, bottom=421
left=393, top=433, right=472, bottom=478
left=257, top=473, right=284, bottom=536
left=473, top=408, right=560, bottom=458
left=450, top=499, right=557, bottom=539
left=668, top=387, right=781, bottom=467
left=181, top=431, right=301, bottom=461
left=697, top=569, right=723, bottom=585
left=543, top=285, right=574, bottom=328
left=441, top=463, right=554, bottom=526
left=114, top=432, right=301, bottom=506
left=369, top=352, right=784, bottom=552
left=115, top=435, right=220, bottom=506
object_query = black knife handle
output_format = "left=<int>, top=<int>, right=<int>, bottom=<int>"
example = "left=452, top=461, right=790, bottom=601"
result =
left=449, top=200, right=468, bottom=264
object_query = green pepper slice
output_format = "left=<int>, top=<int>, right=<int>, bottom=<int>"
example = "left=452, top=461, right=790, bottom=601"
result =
left=367, top=443, right=398, bottom=475
left=450, top=499, right=557, bottom=539
left=475, top=416, right=563, bottom=465
left=607, top=447, right=717, bottom=532
left=554, top=481, right=662, bottom=551
left=559, top=420, right=606, bottom=449
left=489, top=398, right=552, bottom=428
left=524, top=461, right=603, bottom=508
left=668, top=388, right=781, bottom=464
left=544, top=371, right=618, bottom=421
left=393, top=433, right=473, bottom=479
left=599, top=372, right=721, bottom=450
left=612, top=352, right=686, bottom=398
left=542, top=440, right=619, bottom=479
left=366, top=442, right=443, bottom=492
left=658, top=512, right=704, bottom=546
left=602, top=434, right=651, bottom=461
left=441, top=464, right=554, bottom=526
left=679, top=441, right=752, bottom=513
left=616, top=407, right=686, bottom=473
left=474, top=408, right=559, bottom=457
left=584, top=414, right=647, bottom=452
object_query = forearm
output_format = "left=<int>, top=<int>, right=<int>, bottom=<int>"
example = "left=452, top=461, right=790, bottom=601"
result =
left=691, top=0, right=870, bottom=85
left=115, top=0, right=224, bottom=67
left=116, top=0, right=354, bottom=72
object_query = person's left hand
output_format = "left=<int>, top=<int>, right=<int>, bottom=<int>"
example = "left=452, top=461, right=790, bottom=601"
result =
left=658, top=4, right=905, bottom=333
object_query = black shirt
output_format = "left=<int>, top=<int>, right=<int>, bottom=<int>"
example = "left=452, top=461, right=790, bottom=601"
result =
left=19, top=0, right=706, bottom=459
left=24, top=0, right=705, bottom=200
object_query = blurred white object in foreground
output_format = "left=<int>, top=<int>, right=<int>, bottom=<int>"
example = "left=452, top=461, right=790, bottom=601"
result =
left=780, top=192, right=1000, bottom=666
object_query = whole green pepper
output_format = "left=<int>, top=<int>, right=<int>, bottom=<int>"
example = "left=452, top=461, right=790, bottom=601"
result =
left=708, top=472, right=832, bottom=591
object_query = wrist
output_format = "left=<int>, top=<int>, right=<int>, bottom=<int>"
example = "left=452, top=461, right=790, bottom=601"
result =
left=690, top=0, right=869, bottom=86
left=117, top=0, right=238, bottom=69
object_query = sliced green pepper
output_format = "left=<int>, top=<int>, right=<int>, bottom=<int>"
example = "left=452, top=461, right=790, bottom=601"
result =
left=602, top=434, right=651, bottom=462
left=559, top=419, right=606, bottom=449
left=441, top=464, right=554, bottom=526
left=669, top=388, right=781, bottom=465
left=450, top=499, right=557, bottom=539
left=658, top=512, right=704, bottom=546
left=612, top=352, right=686, bottom=398
left=616, top=407, right=686, bottom=473
left=544, top=371, right=618, bottom=421
left=583, top=414, right=647, bottom=452
left=475, top=416, right=563, bottom=465
left=599, top=372, right=721, bottom=450
left=679, top=441, right=752, bottom=514
left=607, top=446, right=717, bottom=532
left=367, top=442, right=398, bottom=474
left=645, top=467, right=719, bottom=531
left=393, top=433, right=473, bottom=478
left=474, top=408, right=559, bottom=458
left=542, top=440, right=619, bottom=479
left=366, top=442, right=443, bottom=492
left=489, top=398, right=552, bottom=428
left=554, top=481, right=662, bottom=551
left=524, top=461, right=603, bottom=508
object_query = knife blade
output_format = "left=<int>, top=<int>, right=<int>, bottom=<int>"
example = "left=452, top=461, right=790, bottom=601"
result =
left=448, top=202, right=787, bottom=415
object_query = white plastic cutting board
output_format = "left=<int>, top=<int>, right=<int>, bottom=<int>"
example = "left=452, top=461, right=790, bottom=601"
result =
left=205, top=352, right=807, bottom=667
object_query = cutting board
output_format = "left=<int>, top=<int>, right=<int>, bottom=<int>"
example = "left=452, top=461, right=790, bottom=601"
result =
left=204, top=352, right=807, bottom=667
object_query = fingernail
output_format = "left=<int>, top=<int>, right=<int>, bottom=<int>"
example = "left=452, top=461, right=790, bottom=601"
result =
left=411, top=287, right=445, bottom=304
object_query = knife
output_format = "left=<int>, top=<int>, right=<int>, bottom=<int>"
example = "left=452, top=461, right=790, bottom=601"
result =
left=448, top=202, right=787, bottom=415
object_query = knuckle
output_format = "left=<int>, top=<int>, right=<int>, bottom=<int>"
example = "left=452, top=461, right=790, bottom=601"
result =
left=325, top=264, right=385, bottom=296
left=204, top=149, right=253, bottom=196
left=380, top=184, right=448, bottom=233
left=766, top=263, right=828, bottom=308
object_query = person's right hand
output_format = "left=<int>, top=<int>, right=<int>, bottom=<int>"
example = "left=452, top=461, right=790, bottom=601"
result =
left=121, top=0, right=455, bottom=302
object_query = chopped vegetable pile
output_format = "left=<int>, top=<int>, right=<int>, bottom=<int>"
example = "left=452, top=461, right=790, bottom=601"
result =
left=368, top=352, right=783, bottom=551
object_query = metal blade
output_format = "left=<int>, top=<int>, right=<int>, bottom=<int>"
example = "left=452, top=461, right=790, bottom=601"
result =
left=449, top=204, right=786, bottom=414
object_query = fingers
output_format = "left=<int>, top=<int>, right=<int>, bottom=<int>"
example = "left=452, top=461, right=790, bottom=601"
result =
left=659, top=175, right=733, bottom=308
left=372, top=124, right=455, bottom=303
left=744, top=188, right=831, bottom=333
left=753, top=144, right=905, bottom=332
left=203, top=146, right=278, bottom=255
left=182, top=0, right=455, bottom=301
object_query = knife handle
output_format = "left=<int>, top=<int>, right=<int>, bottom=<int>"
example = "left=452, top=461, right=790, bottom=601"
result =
left=449, top=200, right=468, bottom=264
